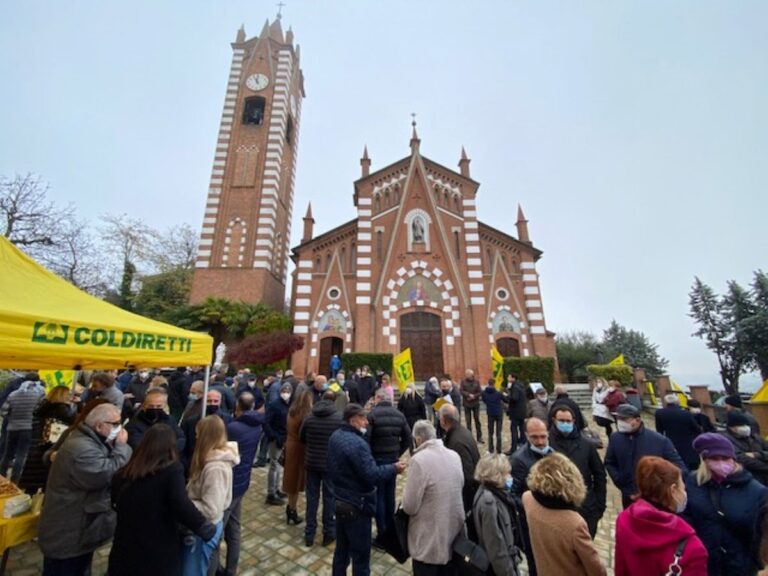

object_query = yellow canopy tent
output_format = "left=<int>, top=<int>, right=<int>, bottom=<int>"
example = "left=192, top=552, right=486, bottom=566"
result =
left=0, top=236, right=213, bottom=369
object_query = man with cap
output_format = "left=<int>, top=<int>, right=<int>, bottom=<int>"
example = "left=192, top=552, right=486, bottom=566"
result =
left=724, top=395, right=761, bottom=436
left=605, top=404, right=687, bottom=508
left=654, top=393, right=703, bottom=470
left=327, top=404, right=406, bottom=576
left=721, top=411, right=768, bottom=486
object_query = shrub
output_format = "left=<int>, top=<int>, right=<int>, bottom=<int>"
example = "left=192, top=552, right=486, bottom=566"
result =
left=503, top=357, right=556, bottom=392
left=586, top=364, right=634, bottom=387
left=340, top=353, right=394, bottom=376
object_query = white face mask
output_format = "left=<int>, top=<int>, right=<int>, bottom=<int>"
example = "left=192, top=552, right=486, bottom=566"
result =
left=359, top=427, right=367, bottom=435
left=106, top=424, right=121, bottom=443
left=690, top=407, right=702, bottom=415
left=733, top=425, right=752, bottom=438
left=280, top=393, right=291, bottom=403
left=617, top=420, right=635, bottom=434
left=139, top=371, right=149, bottom=380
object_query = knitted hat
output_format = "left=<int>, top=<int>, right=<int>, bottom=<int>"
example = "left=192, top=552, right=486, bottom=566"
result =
left=727, top=411, right=750, bottom=427
left=692, top=433, right=736, bottom=459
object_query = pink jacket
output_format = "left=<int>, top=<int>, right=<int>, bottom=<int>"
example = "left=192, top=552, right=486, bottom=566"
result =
left=615, top=498, right=708, bottom=576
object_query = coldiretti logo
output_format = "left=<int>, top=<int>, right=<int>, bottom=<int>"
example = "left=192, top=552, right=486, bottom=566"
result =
left=31, top=321, right=192, bottom=352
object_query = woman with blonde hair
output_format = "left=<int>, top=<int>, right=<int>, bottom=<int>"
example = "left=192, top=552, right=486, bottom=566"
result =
left=522, top=452, right=606, bottom=576
left=473, top=453, right=522, bottom=576
left=591, top=377, right=613, bottom=436
left=615, top=456, right=707, bottom=575
left=183, top=415, right=240, bottom=575
left=684, top=433, right=767, bottom=576
left=282, top=388, right=313, bottom=525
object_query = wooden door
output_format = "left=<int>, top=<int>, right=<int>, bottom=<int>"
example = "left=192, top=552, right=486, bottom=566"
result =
left=400, top=312, right=444, bottom=380
left=496, top=337, right=521, bottom=358
left=319, top=337, right=343, bottom=377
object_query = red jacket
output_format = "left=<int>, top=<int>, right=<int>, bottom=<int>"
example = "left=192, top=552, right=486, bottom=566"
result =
left=615, top=498, right=708, bottom=576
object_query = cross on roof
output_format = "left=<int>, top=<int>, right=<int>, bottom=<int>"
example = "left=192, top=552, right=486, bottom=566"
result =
left=277, top=2, right=285, bottom=19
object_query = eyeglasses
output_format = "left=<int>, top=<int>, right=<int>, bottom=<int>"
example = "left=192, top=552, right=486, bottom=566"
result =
left=105, top=420, right=122, bottom=427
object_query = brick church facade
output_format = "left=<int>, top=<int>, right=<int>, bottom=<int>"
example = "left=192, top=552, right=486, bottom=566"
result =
left=289, top=128, right=557, bottom=381
left=190, top=17, right=557, bottom=381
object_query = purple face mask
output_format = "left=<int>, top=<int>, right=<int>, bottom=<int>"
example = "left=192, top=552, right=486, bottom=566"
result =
left=707, top=460, right=736, bottom=479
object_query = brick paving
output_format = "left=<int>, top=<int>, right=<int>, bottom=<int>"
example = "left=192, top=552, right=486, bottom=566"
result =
left=5, top=408, right=634, bottom=575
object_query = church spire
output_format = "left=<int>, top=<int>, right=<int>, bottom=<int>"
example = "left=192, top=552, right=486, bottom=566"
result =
left=516, top=204, right=530, bottom=243
left=236, top=24, right=246, bottom=43
left=409, top=114, right=420, bottom=154
left=302, top=202, right=315, bottom=243
left=458, top=146, right=470, bottom=178
left=269, top=17, right=285, bottom=43
left=360, top=145, right=371, bottom=177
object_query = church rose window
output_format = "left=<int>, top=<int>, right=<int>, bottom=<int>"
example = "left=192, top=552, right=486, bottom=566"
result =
left=496, top=288, right=509, bottom=301
left=242, top=97, right=265, bottom=125
left=327, top=287, right=341, bottom=300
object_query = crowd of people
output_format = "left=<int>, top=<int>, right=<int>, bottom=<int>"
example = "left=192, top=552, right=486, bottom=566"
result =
left=2, top=367, right=768, bottom=575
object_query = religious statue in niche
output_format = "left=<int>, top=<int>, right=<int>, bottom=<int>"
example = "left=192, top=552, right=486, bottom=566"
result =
left=412, top=216, right=425, bottom=243
left=492, top=311, right=520, bottom=334
left=319, top=310, right=347, bottom=333
left=398, top=275, right=441, bottom=304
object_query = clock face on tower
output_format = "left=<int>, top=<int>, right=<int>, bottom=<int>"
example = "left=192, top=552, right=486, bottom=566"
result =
left=246, top=73, right=269, bottom=92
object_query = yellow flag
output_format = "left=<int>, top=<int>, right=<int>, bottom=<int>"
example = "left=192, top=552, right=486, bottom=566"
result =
left=393, top=348, right=415, bottom=392
left=491, top=345, right=505, bottom=390
left=670, top=380, right=688, bottom=408
left=608, top=354, right=625, bottom=365
left=432, top=397, right=449, bottom=410
left=752, top=379, right=768, bottom=403
left=39, top=369, right=76, bottom=392
left=329, top=382, right=342, bottom=394
left=646, top=382, right=658, bottom=406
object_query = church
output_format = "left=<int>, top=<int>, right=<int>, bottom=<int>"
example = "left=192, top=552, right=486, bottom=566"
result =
left=189, top=17, right=557, bottom=381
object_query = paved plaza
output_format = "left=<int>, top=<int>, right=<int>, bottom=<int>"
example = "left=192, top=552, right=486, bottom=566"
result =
left=5, top=408, right=628, bottom=575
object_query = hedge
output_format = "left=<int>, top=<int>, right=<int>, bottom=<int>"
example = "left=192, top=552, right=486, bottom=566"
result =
left=339, top=353, right=394, bottom=376
left=586, top=364, right=634, bottom=387
left=503, top=357, right=556, bottom=392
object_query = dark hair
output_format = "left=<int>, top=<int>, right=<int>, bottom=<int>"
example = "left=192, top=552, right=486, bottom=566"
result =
left=120, top=424, right=178, bottom=481
left=343, top=403, right=365, bottom=421
left=687, top=399, right=701, bottom=408
left=322, top=390, right=336, bottom=401
left=633, top=456, right=682, bottom=510
left=90, top=372, right=115, bottom=388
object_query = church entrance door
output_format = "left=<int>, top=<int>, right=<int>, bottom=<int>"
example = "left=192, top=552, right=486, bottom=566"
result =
left=496, top=337, right=521, bottom=358
left=319, top=336, right=344, bottom=378
left=400, top=312, right=444, bottom=380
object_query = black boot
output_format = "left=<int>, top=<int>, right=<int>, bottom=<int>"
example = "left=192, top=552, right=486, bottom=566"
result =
left=287, top=506, right=304, bottom=525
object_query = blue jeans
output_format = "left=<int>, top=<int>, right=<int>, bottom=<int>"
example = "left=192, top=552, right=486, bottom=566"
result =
left=42, top=552, right=93, bottom=576
left=0, top=429, right=32, bottom=483
left=332, top=512, right=372, bottom=576
left=182, top=521, right=223, bottom=576
left=375, top=460, right=396, bottom=538
left=305, top=469, right=335, bottom=540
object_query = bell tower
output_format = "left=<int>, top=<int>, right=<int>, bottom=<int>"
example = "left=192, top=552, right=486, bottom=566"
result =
left=190, top=18, right=304, bottom=310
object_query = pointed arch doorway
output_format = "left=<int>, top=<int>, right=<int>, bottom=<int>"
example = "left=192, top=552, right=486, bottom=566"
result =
left=319, top=336, right=343, bottom=378
left=400, top=312, right=444, bottom=380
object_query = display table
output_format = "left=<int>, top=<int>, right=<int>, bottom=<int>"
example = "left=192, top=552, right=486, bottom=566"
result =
left=0, top=489, right=39, bottom=575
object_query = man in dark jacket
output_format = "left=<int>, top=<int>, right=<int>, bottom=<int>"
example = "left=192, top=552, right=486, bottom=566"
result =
left=327, top=404, right=406, bottom=576
left=209, top=373, right=236, bottom=416
left=180, top=389, right=232, bottom=476
left=481, top=379, right=505, bottom=454
left=549, top=406, right=606, bottom=538
left=166, top=367, right=189, bottom=421
left=355, top=366, right=376, bottom=407
left=605, top=404, right=687, bottom=508
left=300, top=391, right=343, bottom=547
left=548, top=385, right=586, bottom=431
left=721, top=411, right=768, bottom=486
left=264, top=382, right=292, bottom=505
left=125, top=389, right=185, bottom=454
left=688, top=399, right=716, bottom=433
left=310, top=375, right=329, bottom=405
left=503, top=373, right=527, bottom=453
left=655, top=394, right=703, bottom=470
left=724, top=395, right=761, bottom=436
left=213, top=393, right=265, bottom=576
left=439, top=404, right=479, bottom=512
left=460, top=369, right=483, bottom=443
left=368, top=389, right=412, bottom=541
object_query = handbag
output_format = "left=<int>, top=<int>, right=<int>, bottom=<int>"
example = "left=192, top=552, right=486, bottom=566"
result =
left=378, top=506, right=410, bottom=563
left=581, top=428, right=604, bottom=449
left=452, top=529, right=489, bottom=576
left=663, top=538, right=688, bottom=576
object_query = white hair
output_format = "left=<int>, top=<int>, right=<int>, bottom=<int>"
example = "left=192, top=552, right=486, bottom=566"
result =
left=412, top=420, right=436, bottom=443
left=665, top=394, right=680, bottom=405
left=84, top=403, right=120, bottom=428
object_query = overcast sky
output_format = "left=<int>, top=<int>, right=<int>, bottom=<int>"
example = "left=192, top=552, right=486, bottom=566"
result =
left=1, top=1, right=766, bottom=390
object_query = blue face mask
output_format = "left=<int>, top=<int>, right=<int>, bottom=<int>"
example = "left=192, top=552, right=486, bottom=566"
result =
left=529, top=444, right=551, bottom=456
left=556, top=422, right=574, bottom=435
left=505, top=477, right=514, bottom=490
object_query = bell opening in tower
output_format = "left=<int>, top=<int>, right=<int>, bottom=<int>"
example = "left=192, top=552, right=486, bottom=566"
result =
left=243, top=97, right=266, bottom=125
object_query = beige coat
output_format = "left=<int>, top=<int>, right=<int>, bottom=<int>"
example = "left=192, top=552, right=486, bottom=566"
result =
left=402, top=438, right=465, bottom=565
left=522, top=491, right=606, bottom=576
left=187, top=443, right=240, bottom=523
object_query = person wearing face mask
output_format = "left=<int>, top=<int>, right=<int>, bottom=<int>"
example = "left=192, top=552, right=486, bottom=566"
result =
left=125, top=389, right=185, bottom=454
left=591, top=378, right=614, bottom=436
left=311, top=375, right=329, bottom=405
left=181, top=390, right=231, bottom=477
left=397, top=383, right=426, bottom=433
left=38, top=403, right=132, bottom=576
left=684, top=433, right=768, bottom=576
left=615, top=456, right=708, bottom=576
left=123, top=368, right=153, bottom=418
left=402, top=420, right=465, bottom=575
left=510, top=417, right=553, bottom=497
left=472, top=453, right=524, bottom=576
left=527, top=387, right=553, bottom=422
left=605, top=404, right=687, bottom=508
left=655, top=394, right=704, bottom=471
left=687, top=399, right=715, bottom=433
left=549, top=407, right=607, bottom=538
left=523, top=453, right=607, bottom=576
left=264, top=383, right=292, bottom=505
left=722, top=411, right=768, bottom=486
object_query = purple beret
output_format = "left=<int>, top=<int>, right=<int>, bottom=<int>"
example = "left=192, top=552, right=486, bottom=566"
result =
left=692, top=433, right=736, bottom=459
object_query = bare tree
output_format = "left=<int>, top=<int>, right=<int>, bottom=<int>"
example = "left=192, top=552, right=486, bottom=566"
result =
left=149, top=223, right=198, bottom=271
left=38, top=218, right=106, bottom=295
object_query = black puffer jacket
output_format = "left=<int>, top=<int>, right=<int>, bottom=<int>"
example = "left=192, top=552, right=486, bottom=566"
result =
left=300, top=400, right=343, bottom=472
left=367, top=401, right=411, bottom=462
